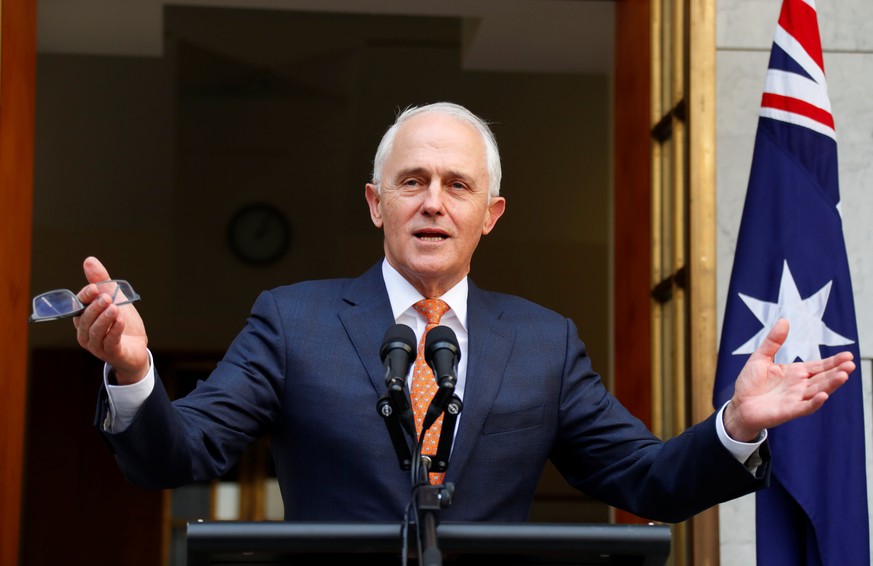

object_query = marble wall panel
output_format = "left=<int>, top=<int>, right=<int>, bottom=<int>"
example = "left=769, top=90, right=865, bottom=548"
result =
left=718, top=0, right=873, bottom=52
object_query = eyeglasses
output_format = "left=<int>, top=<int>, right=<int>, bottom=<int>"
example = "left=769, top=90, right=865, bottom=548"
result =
left=28, top=279, right=141, bottom=323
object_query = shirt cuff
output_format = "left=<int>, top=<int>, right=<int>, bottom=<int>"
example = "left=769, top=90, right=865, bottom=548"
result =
left=715, top=401, right=767, bottom=472
left=102, top=350, right=155, bottom=433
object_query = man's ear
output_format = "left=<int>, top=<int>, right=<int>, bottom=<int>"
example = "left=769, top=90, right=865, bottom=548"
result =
left=482, top=196, right=506, bottom=235
left=365, top=183, right=383, bottom=228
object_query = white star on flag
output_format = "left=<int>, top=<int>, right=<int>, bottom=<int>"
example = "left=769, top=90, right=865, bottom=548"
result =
left=732, top=260, right=854, bottom=363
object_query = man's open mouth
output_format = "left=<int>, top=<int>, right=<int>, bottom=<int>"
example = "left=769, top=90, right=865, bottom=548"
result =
left=415, top=230, right=448, bottom=242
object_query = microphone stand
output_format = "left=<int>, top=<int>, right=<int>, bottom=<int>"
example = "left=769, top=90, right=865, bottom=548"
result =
left=377, top=323, right=462, bottom=566
left=411, top=391, right=462, bottom=566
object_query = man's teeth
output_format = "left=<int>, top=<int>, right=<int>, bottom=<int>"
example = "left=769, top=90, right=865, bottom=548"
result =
left=416, top=233, right=447, bottom=241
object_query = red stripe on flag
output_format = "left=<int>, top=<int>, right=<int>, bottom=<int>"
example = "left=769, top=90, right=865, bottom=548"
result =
left=778, top=0, right=825, bottom=72
left=761, top=92, right=834, bottom=129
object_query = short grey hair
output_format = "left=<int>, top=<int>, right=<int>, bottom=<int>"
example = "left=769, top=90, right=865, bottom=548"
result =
left=371, top=102, right=502, bottom=198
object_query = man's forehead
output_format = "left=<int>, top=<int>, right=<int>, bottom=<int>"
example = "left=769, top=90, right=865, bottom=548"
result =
left=396, top=113, right=481, bottom=145
left=387, top=113, right=487, bottom=169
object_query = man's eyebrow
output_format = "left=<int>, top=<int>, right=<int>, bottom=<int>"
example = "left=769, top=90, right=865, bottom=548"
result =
left=394, top=167, right=477, bottom=185
left=393, top=167, right=429, bottom=180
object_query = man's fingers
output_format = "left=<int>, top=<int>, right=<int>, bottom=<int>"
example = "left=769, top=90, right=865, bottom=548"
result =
left=753, top=319, right=790, bottom=360
left=102, top=311, right=125, bottom=353
left=799, top=391, right=829, bottom=417
left=811, top=366, right=851, bottom=395
left=77, top=293, right=108, bottom=326
left=797, top=351, right=855, bottom=375
left=78, top=257, right=113, bottom=303
left=83, top=256, right=112, bottom=285
left=76, top=298, right=115, bottom=353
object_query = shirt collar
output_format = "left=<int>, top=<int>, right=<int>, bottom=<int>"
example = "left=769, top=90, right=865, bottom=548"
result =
left=381, top=258, right=468, bottom=331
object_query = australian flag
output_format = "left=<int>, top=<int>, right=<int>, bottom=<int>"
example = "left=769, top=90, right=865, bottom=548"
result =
left=714, top=0, right=869, bottom=564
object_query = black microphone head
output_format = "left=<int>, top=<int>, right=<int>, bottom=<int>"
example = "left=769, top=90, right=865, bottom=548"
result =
left=380, top=324, right=416, bottom=361
left=424, top=325, right=460, bottom=364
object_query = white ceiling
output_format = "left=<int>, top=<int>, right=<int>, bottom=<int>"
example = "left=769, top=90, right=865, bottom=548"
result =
left=37, top=0, right=615, bottom=74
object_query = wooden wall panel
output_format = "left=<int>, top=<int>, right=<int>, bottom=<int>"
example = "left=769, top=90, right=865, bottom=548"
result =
left=613, top=0, right=653, bottom=525
left=0, top=0, right=36, bottom=563
left=22, top=350, right=164, bottom=566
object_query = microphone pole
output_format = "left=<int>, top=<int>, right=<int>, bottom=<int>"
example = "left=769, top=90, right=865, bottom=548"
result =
left=415, top=325, right=461, bottom=566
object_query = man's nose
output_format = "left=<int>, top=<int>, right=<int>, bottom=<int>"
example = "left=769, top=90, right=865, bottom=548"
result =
left=420, top=182, right=446, bottom=215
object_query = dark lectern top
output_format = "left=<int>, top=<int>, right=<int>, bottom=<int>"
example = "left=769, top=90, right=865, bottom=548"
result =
left=186, top=521, right=671, bottom=565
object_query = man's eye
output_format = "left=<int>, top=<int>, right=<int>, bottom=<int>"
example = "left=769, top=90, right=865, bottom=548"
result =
left=404, top=179, right=420, bottom=187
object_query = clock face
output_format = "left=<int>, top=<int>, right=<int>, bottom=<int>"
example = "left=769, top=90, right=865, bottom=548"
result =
left=226, top=203, right=291, bottom=265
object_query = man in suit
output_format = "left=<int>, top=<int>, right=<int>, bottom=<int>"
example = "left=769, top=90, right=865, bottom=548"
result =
left=74, top=102, right=855, bottom=523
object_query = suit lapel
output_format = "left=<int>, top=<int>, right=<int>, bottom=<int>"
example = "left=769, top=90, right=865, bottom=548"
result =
left=338, top=262, right=396, bottom=394
left=339, top=266, right=517, bottom=484
left=444, top=281, right=515, bottom=484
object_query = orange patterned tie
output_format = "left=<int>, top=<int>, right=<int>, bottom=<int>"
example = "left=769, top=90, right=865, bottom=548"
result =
left=411, top=298, right=451, bottom=484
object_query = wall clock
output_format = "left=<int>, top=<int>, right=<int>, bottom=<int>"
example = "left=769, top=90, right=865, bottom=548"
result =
left=226, top=203, right=291, bottom=266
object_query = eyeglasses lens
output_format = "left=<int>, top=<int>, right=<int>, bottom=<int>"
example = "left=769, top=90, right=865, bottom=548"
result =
left=33, top=290, right=82, bottom=319
left=96, top=280, right=138, bottom=305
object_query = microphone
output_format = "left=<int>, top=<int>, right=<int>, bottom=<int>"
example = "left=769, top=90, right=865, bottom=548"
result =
left=424, top=325, right=460, bottom=388
left=420, top=325, right=461, bottom=435
left=380, top=324, right=416, bottom=388
left=380, top=324, right=417, bottom=436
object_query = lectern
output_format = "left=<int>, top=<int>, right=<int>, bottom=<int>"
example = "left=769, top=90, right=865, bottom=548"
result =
left=186, top=521, right=671, bottom=565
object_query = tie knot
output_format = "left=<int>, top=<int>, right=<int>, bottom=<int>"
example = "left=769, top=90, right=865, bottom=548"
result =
left=413, top=298, right=450, bottom=326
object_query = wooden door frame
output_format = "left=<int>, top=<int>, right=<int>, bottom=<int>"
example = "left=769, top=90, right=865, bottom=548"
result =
left=0, top=0, right=37, bottom=564
left=614, top=0, right=719, bottom=563
left=613, top=0, right=654, bottom=522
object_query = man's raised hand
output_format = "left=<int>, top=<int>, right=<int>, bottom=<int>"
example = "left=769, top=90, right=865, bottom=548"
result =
left=73, top=256, right=150, bottom=384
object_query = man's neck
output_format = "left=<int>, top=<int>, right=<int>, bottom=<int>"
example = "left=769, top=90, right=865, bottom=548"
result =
left=381, top=259, right=469, bottom=329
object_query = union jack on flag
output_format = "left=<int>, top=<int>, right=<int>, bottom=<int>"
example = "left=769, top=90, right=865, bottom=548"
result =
left=714, top=0, right=869, bottom=564
left=760, top=0, right=834, bottom=140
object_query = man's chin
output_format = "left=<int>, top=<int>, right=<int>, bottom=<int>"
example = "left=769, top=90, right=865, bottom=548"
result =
left=397, top=260, right=467, bottom=295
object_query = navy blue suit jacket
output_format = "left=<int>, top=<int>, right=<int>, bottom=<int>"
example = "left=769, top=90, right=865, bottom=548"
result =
left=98, top=261, right=768, bottom=522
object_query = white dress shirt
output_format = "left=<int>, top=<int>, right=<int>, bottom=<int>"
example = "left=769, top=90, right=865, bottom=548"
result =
left=381, top=259, right=469, bottom=400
